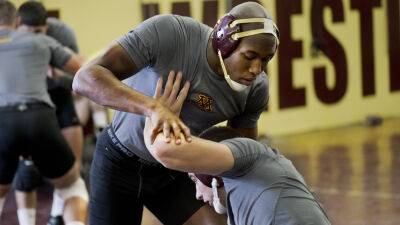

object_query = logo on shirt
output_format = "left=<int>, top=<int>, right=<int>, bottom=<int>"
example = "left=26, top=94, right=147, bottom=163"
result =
left=192, top=93, right=213, bottom=112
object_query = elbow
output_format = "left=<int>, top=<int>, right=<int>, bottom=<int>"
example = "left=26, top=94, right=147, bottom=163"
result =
left=72, top=69, right=84, bottom=95
left=72, top=67, right=91, bottom=96
left=152, top=146, right=180, bottom=170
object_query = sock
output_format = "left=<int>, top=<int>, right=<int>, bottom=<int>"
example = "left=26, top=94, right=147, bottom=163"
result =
left=66, top=221, right=85, bottom=225
left=50, top=192, right=64, bottom=217
left=0, top=197, right=5, bottom=216
left=17, top=208, right=36, bottom=225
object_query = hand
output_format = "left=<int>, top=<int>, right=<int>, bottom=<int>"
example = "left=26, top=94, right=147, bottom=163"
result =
left=149, top=71, right=191, bottom=144
left=154, top=71, right=189, bottom=116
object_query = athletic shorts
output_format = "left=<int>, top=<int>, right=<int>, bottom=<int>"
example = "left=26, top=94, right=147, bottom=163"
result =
left=0, top=103, right=75, bottom=184
left=89, top=126, right=205, bottom=225
left=48, top=79, right=80, bottom=129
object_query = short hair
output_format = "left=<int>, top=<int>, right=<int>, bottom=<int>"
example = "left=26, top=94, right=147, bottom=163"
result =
left=18, top=1, right=47, bottom=26
left=198, top=126, right=243, bottom=143
left=0, top=0, right=17, bottom=26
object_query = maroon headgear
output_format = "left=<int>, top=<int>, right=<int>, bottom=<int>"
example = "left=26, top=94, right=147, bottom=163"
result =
left=212, top=14, right=280, bottom=59
left=195, top=174, right=224, bottom=188
left=212, top=14, right=240, bottom=58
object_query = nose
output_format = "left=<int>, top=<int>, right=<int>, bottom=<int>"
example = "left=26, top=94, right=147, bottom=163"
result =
left=196, top=191, right=203, bottom=200
left=249, top=59, right=262, bottom=75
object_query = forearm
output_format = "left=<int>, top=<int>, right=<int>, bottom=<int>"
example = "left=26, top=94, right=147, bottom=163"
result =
left=60, top=53, right=84, bottom=75
left=73, top=64, right=156, bottom=116
left=146, top=133, right=234, bottom=175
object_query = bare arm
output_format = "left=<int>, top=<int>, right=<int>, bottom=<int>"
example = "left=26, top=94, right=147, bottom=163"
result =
left=61, top=54, right=84, bottom=75
left=72, top=43, right=191, bottom=142
left=72, top=43, right=148, bottom=112
left=145, top=123, right=234, bottom=175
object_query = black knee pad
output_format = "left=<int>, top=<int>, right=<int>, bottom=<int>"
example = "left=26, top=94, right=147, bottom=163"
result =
left=14, top=160, right=42, bottom=192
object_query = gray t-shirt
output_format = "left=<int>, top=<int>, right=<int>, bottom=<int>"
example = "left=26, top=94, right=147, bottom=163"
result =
left=221, top=138, right=331, bottom=225
left=0, top=29, right=71, bottom=107
left=46, top=17, right=78, bottom=90
left=114, top=14, right=269, bottom=162
left=46, top=17, right=79, bottom=53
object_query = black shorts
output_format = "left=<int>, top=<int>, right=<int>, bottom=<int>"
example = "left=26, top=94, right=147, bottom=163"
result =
left=48, top=81, right=80, bottom=129
left=89, top=127, right=204, bottom=225
left=0, top=103, right=75, bottom=184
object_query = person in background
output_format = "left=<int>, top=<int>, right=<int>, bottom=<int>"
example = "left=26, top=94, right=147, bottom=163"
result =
left=0, top=1, right=88, bottom=225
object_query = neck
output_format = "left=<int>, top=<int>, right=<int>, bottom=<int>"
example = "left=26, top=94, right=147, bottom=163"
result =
left=206, top=35, right=224, bottom=77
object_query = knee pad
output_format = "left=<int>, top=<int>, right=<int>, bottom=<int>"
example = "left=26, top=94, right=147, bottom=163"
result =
left=14, top=160, right=42, bottom=192
left=54, top=177, right=88, bottom=202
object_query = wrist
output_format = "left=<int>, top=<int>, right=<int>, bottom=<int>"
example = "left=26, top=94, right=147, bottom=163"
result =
left=145, top=99, right=160, bottom=117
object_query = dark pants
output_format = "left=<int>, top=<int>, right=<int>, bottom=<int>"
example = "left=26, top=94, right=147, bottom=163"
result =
left=89, top=127, right=204, bottom=225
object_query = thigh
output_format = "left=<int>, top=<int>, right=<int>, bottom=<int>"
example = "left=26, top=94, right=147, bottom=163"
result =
left=0, top=111, right=27, bottom=185
left=144, top=171, right=205, bottom=225
left=0, top=145, right=19, bottom=185
left=89, top=132, right=144, bottom=225
left=29, top=107, right=75, bottom=179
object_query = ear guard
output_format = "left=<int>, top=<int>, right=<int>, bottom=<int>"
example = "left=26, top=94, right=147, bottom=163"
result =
left=212, top=14, right=279, bottom=58
left=211, top=14, right=279, bottom=92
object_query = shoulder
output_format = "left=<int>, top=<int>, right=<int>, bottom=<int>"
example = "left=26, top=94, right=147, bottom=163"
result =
left=247, top=72, right=269, bottom=103
left=46, top=17, right=63, bottom=28
left=251, top=72, right=269, bottom=92
left=47, top=18, right=73, bottom=35
left=13, top=31, right=47, bottom=47
left=219, top=138, right=266, bottom=177
left=144, top=14, right=209, bottom=33
left=221, top=138, right=266, bottom=159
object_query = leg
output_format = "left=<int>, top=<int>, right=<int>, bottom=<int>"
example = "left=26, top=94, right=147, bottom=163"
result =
left=0, top=109, right=23, bottom=218
left=61, top=126, right=84, bottom=170
left=142, top=207, right=163, bottom=225
left=15, top=191, right=37, bottom=225
left=89, top=129, right=144, bottom=225
left=50, top=87, right=84, bottom=224
left=0, top=184, right=11, bottom=216
left=50, top=162, right=88, bottom=224
left=32, top=106, right=88, bottom=225
left=13, top=158, right=42, bottom=225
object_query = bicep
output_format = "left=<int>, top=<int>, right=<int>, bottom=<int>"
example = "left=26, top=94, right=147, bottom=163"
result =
left=92, top=43, right=139, bottom=80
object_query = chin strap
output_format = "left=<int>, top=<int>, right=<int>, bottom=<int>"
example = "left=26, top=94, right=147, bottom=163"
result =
left=212, top=178, right=227, bottom=214
left=217, top=50, right=249, bottom=92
